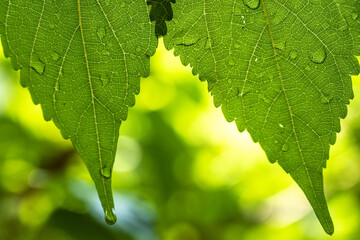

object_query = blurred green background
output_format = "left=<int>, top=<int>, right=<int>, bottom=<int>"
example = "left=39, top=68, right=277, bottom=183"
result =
left=0, top=40, right=360, bottom=240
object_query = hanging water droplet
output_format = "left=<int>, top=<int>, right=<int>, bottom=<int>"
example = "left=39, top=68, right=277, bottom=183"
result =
left=282, top=144, right=289, bottom=152
left=243, top=0, right=260, bottom=10
left=51, top=51, right=60, bottom=62
left=289, top=51, right=298, bottom=60
left=136, top=46, right=142, bottom=53
left=352, top=12, right=359, bottom=20
left=101, top=166, right=112, bottom=179
left=30, top=59, right=45, bottom=75
left=105, top=207, right=117, bottom=225
left=97, top=27, right=106, bottom=40
left=309, top=46, right=327, bottom=64
left=228, top=58, right=235, bottom=66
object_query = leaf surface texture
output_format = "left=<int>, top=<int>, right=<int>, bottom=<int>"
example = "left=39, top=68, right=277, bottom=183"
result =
left=0, top=0, right=157, bottom=224
left=164, top=0, right=360, bottom=234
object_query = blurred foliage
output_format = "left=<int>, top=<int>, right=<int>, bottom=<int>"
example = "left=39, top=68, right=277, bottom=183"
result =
left=0, top=41, right=360, bottom=240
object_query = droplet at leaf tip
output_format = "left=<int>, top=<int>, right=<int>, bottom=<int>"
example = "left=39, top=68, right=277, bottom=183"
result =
left=105, top=207, right=117, bottom=225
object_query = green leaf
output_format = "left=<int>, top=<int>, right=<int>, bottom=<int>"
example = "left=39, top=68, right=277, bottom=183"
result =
left=147, top=0, right=176, bottom=37
left=0, top=0, right=157, bottom=224
left=164, top=0, right=360, bottom=234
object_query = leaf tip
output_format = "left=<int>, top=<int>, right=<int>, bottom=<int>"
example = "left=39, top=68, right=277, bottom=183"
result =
left=105, top=207, right=117, bottom=225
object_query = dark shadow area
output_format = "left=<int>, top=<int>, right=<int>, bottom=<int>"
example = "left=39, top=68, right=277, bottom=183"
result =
left=147, top=0, right=176, bottom=37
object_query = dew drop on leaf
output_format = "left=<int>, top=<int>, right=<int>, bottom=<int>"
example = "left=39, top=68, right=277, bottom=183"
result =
left=30, top=59, right=45, bottom=75
left=268, top=73, right=274, bottom=81
left=120, top=3, right=125, bottom=8
left=275, top=41, right=286, bottom=51
left=136, top=46, right=142, bottom=53
left=105, top=207, right=117, bottom=225
left=97, top=27, right=106, bottom=40
left=51, top=51, right=60, bottom=62
left=100, top=73, right=111, bottom=86
left=290, top=51, right=298, bottom=60
left=228, top=58, right=235, bottom=66
left=205, top=38, right=212, bottom=49
left=352, top=12, right=359, bottom=20
left=282, top=144, right=289, bottom=152
left=322, top=22, right=330, bottom=29
left=49, top=23, right=56, bottom=30
left=243, top=0, right=260, bottom=10
left=101, top=166, right=112, bottom=179
left=309, top=46, right=327, bottom=64
left=321, top=95, right=334, bottom=104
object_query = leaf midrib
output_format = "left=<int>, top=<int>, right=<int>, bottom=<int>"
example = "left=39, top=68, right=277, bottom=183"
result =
left=77, top=0, right=110, bottom=211
left=260, top=0, right=332, bottom=231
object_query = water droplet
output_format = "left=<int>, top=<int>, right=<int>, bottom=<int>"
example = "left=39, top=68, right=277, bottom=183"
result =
left=290, top=51, right=298, bottom=60
left=97, top=27, right=106, bottom=40
left=309, top=46, right=326, bottom=64
left=255, top=58, right=259, bottom=63
left=338, top=20, right=348, bottom=31
left=268, top=73, right=274, bottom=81
left=100, top=73, right=111, bottom=86
left=279, top=123, right=284, bottom=128
left=322, top=22, right=330, bottom=29
left=228, top=58, right=235, bottom=66
left=120, top=3, right=125, bottom=8
left=282, top=144, right=289, bottom=152
left=228, top=79, right=233, bottom=84
left=101, top=166, right=112, bottom=178
left=321, top=95, right=333, bottom=104
left=102, top=49, right=109, bottom=56
left=205, top=38, right=212, bottom=49
left=51, top=51, right=60, bottom=62
left=352, top=12, right=359, bottom=20
left=243, top=0, right=260, bottom=10
left=49, top=23, right=56, bottom=30
left=305, top=66, right=311, bottom=71
left=30, top=60, right=45, bottom=75
left=105, top=207, right=117, bottom=225
left=136, top=46, right=142, bottom=53
left=274, top=140, right=279, bottom=144
left=275, top=41, right=286, bottom=51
